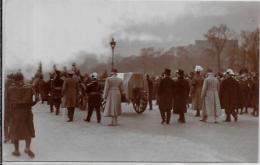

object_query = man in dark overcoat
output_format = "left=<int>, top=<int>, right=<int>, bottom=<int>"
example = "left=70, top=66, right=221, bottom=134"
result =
left=238, top=75, right=250, bottom=114
left=219, top=69, right=239, bottom=122
left=47, top=73, right=55, bottom=113
left=84, top=73, right=102, bottom=123
left=146, top=74, right=153, bottom=110
left=173, top=69, right=190, bottom=123
left=38, top=75, right=47, bottom=104
left=157, top=68, right=174, bottom=124
left=62, top=71, right=78, bottom=122
left=251, top=75, right=259, bottom=116
left=52, top=71, right=64, bottom=115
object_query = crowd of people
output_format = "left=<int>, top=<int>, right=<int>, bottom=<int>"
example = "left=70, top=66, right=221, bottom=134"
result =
left=3, top=63, right=259, bottom=158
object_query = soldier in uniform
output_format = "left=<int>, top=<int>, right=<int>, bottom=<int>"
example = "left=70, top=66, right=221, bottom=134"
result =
left=47, top=73, right=55, bottom=113
left=238, top=75, right=250, bottom=114
left=52, top=71, right=64, bottom=115
left=146, top=74, right=153, bottom=110
left=7, top=72, right=38, bottom=158
left=38, top=75, right=47, bottom=104
left=190, top=65, right=204, bottom=117
left=220, top=69, right=239, bottom=122
left=84, top=73, right=102, bottom=123
left=251, top=75, right=259, bottom=117
left=62, top=71, right=78, bottom=122
left=157, top=69, right=174, bottom=124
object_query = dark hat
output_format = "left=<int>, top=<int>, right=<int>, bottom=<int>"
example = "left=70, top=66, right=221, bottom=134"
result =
left=111, top=68, right=118, bottom=73
left=207, top=68, right=213, bottom=73
left=164, top=68, right=171, bottom=76
left=55, top=70, right=61, bottom=76
left=176, top=69, right=184, bottom=76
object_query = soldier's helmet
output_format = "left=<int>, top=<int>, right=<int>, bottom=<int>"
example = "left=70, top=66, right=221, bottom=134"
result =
left=90, top=72, right=98, bottom=80
left=194, top=65, right=203, bottom=72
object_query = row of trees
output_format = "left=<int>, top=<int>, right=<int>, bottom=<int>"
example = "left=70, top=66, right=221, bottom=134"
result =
left=36, top=24, right=259, bottom=77
left=89, top=25, right=258, bottom=76
left=205, top=24, right=259, bottom=72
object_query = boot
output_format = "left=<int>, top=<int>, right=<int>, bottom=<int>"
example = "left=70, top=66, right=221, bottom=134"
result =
left=195, top=110, right=200, bottom=117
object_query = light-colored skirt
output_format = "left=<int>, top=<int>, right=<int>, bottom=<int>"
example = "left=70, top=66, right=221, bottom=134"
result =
left=103, top=90, right=122, bottom=117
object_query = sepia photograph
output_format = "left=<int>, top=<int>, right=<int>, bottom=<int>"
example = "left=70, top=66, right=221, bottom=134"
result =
left=2, top=0, right=259, bottom=164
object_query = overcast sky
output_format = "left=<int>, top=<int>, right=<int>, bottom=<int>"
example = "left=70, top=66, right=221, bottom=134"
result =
left=3, top=0, right=260, bottom=75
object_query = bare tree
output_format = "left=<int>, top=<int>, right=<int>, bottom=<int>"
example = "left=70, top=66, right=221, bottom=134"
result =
left=240, top=29, right=259, bottom=72
left=205, top=24, right=233, bottom=72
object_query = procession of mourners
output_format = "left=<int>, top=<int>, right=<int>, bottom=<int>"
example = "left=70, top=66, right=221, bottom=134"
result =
left=3, top=62, right=259, bottom=158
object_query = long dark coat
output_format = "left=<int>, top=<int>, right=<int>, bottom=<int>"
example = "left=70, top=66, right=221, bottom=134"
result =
left=7, top=86, right=37, bottom=140
left=46, top=79, right=54, bottom=105
left=62, top=77, right=78, bottom=108
left=238, top=80, right=250, bottom=108
left=157, top=76, right=174, bottom=111
left=52, top=78, right=64, bottom=104
left=147, top=78, right=154, bottom=98
left=190, top=74, right=204, bottom=110
left=251, top=79, right=259, bottom=110
left=38, top=79, right=48, bottom=101
left=173, top=77, right=190, bottom=114
left=86, top=80, right=102, bottom=107
left=220, top=77, right=240, bottom=110
left=4, top=79, right=14, bottom=126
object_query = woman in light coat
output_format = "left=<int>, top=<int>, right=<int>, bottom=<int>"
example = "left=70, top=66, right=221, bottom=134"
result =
left=200, top=69, right=221, bottom=123
left=103, top=69, right=123, bottom=126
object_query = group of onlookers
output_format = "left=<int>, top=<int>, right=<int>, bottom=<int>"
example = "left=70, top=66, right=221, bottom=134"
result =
left=151, top=65, right=259, bottom=124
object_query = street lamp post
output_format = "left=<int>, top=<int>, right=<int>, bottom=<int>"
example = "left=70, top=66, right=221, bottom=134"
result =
left=110, top=37, right=116, bottom=71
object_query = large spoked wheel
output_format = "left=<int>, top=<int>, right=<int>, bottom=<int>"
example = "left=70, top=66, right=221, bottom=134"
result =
left=78, top=83, right=87, bottom=111
left=132, top=91, right=148, bottom=114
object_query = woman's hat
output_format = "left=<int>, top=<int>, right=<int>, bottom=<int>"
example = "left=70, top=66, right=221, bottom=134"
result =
left=194, top=65, right=203, bottom=72
left=176, top=69, right=184, bottom=76
left=111, top=68, right=118, bottom=73
left=164, top=68, right=171, bottom=75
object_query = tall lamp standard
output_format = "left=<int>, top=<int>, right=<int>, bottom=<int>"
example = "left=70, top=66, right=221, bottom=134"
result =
left=110, top=37, right=116, bottom=71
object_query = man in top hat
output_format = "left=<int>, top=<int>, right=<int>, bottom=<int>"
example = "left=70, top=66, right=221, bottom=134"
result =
left=190, top=65, right=204, bottom=117
left=173, top=69, right=190, bottom=123
left=219, top=68, right=239, bottom=122
left=157, top=68, right=175, bottom=124
left=62, top=70, right=78, bottom=122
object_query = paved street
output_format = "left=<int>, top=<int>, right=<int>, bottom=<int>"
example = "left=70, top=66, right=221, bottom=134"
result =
left=3, top=102, right=259, bottom=163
